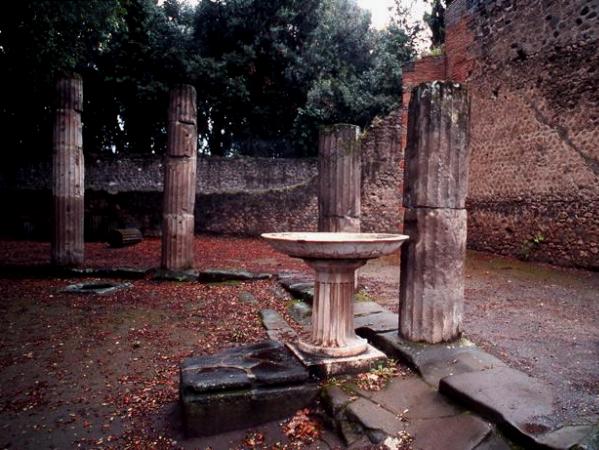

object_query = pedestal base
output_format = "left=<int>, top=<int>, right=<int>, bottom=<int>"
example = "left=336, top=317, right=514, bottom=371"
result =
left=287, top=342, right=386, bottom=378
left=297, top=336, right=368, bottom=357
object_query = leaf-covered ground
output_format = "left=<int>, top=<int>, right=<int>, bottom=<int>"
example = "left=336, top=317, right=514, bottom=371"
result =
left=0, top=236, right=597, bottom=448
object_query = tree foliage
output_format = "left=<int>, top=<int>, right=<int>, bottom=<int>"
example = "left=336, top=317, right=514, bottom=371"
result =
left=1, top=0, right=417, bottom=159
left=423, top=0, right=453, bottom=48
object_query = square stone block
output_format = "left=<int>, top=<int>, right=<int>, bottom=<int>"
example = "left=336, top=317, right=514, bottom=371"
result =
left=287, top=342, right=387, bottom=378
left=180, top=341, right=318, bottom=437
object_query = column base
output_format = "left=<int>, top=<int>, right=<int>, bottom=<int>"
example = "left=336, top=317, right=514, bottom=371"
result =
left=288, top=342, right=386, bottom=378
left=297, top=336, right=368, bottom=358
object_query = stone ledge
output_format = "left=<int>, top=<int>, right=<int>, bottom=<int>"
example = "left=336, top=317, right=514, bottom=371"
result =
left=197, top=268, right=272, bottom=282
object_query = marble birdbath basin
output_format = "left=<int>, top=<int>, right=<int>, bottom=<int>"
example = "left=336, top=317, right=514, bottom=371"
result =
left=262, top=232, right=409, bottom=358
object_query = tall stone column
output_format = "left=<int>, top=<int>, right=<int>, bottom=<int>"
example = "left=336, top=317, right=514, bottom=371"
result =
left=161, top=84, right=197, bottom=271
left=318, top=124, right=361, bottom=233
left=52, top=76, right=84, bottom=267
left=399, top=82, right=470, bottom=343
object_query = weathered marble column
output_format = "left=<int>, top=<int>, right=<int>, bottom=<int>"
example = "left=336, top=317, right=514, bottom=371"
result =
left=161, top=84, right=197, bottom=271
left=318, top=124, right=361, bottom=233
left=52, top=76, right=84, bottom=267
left=399, top=82, right=470, bottom=343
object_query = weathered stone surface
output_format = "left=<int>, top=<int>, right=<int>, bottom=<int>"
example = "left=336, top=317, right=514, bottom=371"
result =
left=369, top=377, right=462, bottom=420
left=151, top=268, right=198, bottom=282
left=536, top=425, right=598, bottom=450
left=353, top=301, right=387, bottom=316
left=321, top=385, right=353, bottom=418
left=238, top=291, right=258, bottom=305
left=198, top=269, right=271, bottom=282
left=62, top=281, right=131, bottom=296
left=287, top=342, right=386, bottom=378
left=259, top=309, right=297, bottom=342
left=403, top=82, right=470, bottom=209
left=162, top=84, right=197, bottom=271
left=286, top=282, right=315, bottom=303
left=288, top=301, right=312, bottom=324
left=473, top=433, right=512, bottom=450
left=354, top=311, right=400, bottom=338
left=67, top=267, right=150, bottom=279
left=369, top=332, right=507, bottom=387
left=399, top=207, right=467, bottom=343
left=318, top=124, right=361, bottom=233
left=417, top=346, right=506, bottom=387
left=180, top=341, right=318, bottom=437
left=408, top=414, right=491, bottom=450
left=52, top=76, right=84, bottom=267
left=440, top=366, right=556, bottom=446
left=345, top=397, right=406, bottom=443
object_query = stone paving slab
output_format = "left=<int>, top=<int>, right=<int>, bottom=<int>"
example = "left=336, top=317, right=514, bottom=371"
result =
left=259, top=309, right=298, bottom=342
left=370, top=331, right=506, bottom=386
left=472, top=433, right=512, bottom=450
left=535, top=424, right=599, bottom=450
left=322, top=374, right=501, bottom=449
left=368, top=377, right=462, bottom=420
left=180, top=341, right=318, bottom=437
left=198, top=268, right=272, bottom=282
left=408, top=415, right=491, bottom=450
left=440, top=366, right=558, bottom=447
left=345, top=397, right=407, bottom=443
left=287, top=300, right=311, bottom=325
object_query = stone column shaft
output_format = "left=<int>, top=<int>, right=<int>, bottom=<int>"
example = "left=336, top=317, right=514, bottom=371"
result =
left=318, top=124, right=361, bottom=232
left=162, top=85, right=197, bottom=271
left=399, top=82, right=470, bottom=343
left=52, top=76, right=84, bottom=267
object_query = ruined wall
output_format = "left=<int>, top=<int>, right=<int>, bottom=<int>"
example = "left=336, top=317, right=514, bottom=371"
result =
left=1, top=156, right=319, bottom=238
left=402, top=0, right=599, bottom=269
left=2, top=111, right=404, bottom=239
left=361, top=110, right=404, bottom=233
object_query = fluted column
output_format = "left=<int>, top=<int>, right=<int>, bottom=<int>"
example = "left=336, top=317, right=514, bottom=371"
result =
left=298, top=259, right=368, bottom=357
left=318, top=124, right=361, bottom=233
left=399, top=82, right=470, bottom=343
left=52, top=76, right=84, bottom=267
left=162, top=84, right=197, bottom=271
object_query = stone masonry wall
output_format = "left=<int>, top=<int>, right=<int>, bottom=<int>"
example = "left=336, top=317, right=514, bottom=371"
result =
left=361, top=109, right=404, bottom=233
left=2, top=108, right=404, bottom=239
left=402, top=0, right=599, bottom=269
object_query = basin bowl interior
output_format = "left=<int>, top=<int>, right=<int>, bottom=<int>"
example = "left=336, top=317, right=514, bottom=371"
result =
left=261, top=232, right=409, bottom=260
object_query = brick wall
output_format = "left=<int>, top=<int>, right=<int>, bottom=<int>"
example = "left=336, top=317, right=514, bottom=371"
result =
left=400, top=0, right=599, bottom=269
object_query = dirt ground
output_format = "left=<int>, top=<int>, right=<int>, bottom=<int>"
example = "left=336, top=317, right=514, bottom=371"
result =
left=0, top=236, right=597, bottom=449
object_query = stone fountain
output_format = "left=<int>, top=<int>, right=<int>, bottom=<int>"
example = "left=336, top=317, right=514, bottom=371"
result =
left=262, top=232, right=408, bottom=374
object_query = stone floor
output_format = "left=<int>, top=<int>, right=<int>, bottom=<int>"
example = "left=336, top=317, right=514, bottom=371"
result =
left=264, top=273, right=599, bottom=449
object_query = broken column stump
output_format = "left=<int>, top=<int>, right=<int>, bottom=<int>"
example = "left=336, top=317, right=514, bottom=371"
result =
left=180, top=341, right=318, bottom=437
left=107, top=228, right=143, bottom=248
left=399, top=82, right=470, bottom=343
left=318, top=124, right=361, bottom=233
left=52, top=76, right=84, bottom=267
left=161, top=84, right=197, bottom=271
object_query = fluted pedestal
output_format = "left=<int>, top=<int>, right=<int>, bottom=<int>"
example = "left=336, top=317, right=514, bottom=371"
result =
left=298, top=259, right=368, bottom=357
left=399, top=82, right=470, bottom=343
left=161, top=84, right=197, bottom=271
left=52, top=76, right=84, bottom=267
